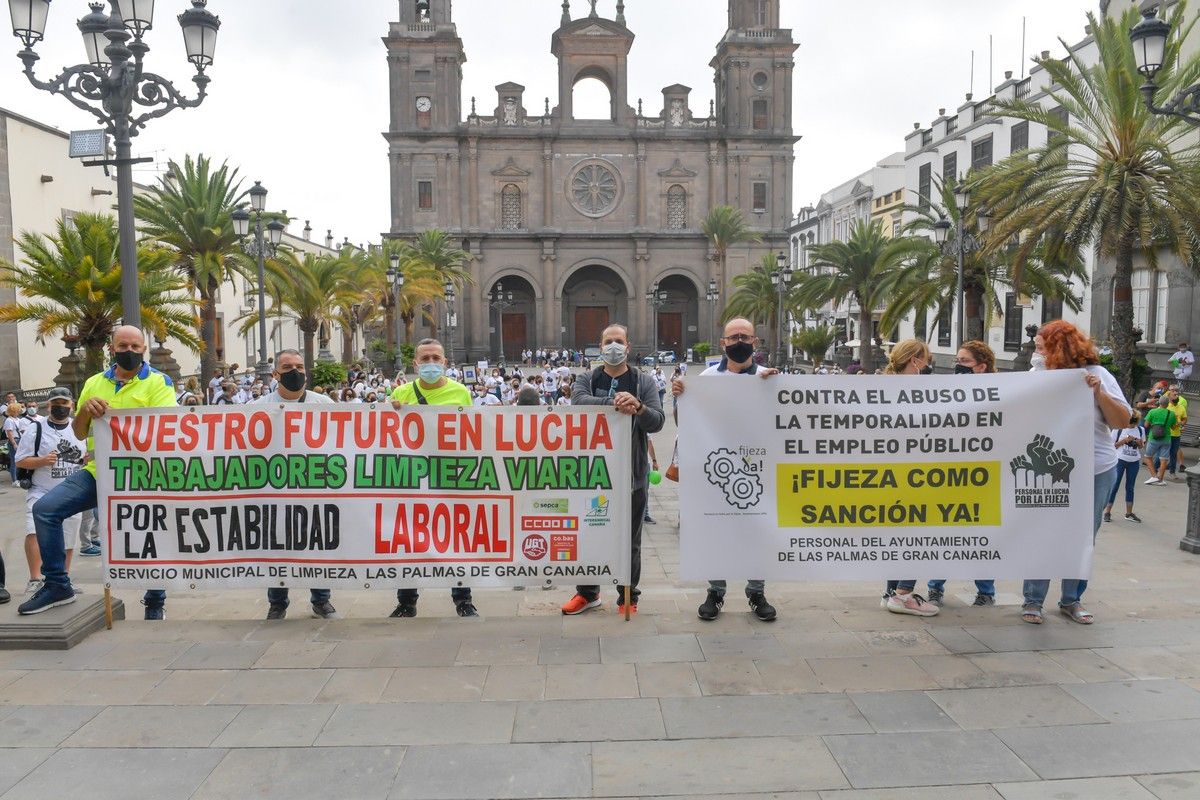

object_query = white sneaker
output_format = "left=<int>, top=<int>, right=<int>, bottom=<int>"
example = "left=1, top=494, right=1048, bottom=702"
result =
left=886, top=592, right=940, bottom=617
left=23, top=580, right=42, bottom=596
left=1144, top=477, right=1163, bottom=485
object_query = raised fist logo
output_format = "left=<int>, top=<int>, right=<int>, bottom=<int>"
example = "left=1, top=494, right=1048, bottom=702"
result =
left=704, top=448, right=763, bottom=510
left=56, top=439, right=84, bottom=465
left=1011, top=434, right=1075, bottom=488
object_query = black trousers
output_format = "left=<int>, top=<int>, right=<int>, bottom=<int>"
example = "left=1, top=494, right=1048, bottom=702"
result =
left=396, top=587, right=472, bottom=604
left=577, top=486, right=646, bottom=605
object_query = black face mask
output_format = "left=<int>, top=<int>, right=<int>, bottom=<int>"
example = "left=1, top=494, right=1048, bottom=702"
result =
left=49, top=405, right=70, bottom=421
left=954, top=364, right=975, bottom=375
left=724, top=341, right=754, bottom=363
left=919, top=365, right=934, bottom=375
left=113, top=350, right=143, bottom=372
left=278, top=369, right=307, bottom=392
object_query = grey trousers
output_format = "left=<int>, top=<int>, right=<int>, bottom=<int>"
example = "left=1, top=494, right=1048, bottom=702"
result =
left=708, top=580, right=765, bottom=598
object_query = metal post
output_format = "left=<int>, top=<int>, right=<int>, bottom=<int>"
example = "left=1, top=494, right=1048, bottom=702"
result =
left=955, top=217, right=965, bottom=349
left=393, top=280, right=404, bottom=375
left=114, top=133, right=140, bottom=327
left=255, top=215, right=271, bottom=381
left=497, top=306, right=505, bottom=364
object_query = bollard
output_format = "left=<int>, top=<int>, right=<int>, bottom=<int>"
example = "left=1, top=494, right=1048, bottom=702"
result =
left=1183, top=466, right=1200, bottom=553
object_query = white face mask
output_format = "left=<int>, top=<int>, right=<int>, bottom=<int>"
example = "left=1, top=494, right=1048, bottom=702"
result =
left=1030, top=353, right=1046, bottom=371
left=601, top=342, right=627, bottom=366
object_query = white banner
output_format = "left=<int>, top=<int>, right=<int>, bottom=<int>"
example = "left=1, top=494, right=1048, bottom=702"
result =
left=94, top=406, right=631, bottom=590
left=680, top=371, right=1096, bottom=581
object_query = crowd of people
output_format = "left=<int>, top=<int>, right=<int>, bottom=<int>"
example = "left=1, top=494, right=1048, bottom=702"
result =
left=0, top=320, right=1191, bottom=630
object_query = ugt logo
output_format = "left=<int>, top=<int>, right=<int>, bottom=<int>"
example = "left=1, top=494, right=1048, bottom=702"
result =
left=704, top=447, right=764, bottom=510
left=1011, top=434, right=1075, bottom=508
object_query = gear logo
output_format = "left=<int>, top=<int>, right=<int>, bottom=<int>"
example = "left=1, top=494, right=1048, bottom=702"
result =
left=704, top=448, right=764, bottom=509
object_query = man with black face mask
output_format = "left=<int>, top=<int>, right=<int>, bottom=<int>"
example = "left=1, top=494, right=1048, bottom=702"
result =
left=672, top=318, right=781, bottom=622
left=19, top=326, right=175, bottom=618
left=254, top=349, right=340, bottom=620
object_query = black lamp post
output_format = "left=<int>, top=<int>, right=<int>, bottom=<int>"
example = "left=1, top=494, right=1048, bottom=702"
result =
left=705, top=278, right=719, bottom=350
left=9, top=0, right=220, bottom=328
left=232, top=182, right=285, bottom=382
left=488, top=282, right=515, bottom=363
left=1130, top=6, right=1200, bottom=126
left=932, top=185, right=988, bottom=348
left=443, top=279, right=457, bottom=365
left=385, top=253, right=405, bottom=374
left=645, top=282, right=668, bottom=364
left=771, top=251, right=793, bottom=368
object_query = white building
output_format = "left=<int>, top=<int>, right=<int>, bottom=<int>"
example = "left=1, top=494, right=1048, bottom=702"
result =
left=0, top=105, right=344, bottom=397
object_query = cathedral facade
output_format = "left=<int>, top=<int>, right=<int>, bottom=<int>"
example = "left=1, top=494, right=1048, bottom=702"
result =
left=384, top=0, right=797, bottom=361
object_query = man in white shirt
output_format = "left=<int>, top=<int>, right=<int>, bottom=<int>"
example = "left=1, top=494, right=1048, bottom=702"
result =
left=542, top=369, right=557, bottom=405
left=208, top=369, right=224, bottom=403
left=15, top=387, right=87, bottom=597
left=473, top=383, right=501, bottom=406
left=1170, top=342, right=1194, bottom=381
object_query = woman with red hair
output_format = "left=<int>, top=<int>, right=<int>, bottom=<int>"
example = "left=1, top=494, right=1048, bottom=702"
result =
left=1023, top=320, right=1131, bottom=625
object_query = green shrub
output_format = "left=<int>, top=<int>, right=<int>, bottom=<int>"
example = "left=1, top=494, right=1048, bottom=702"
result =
left=692, top=342, right=712, bottom=360
left=311, top=360, right=347, bottom=387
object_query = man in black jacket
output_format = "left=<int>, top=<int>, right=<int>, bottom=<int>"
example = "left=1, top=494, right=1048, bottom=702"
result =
left=562, top=323, right=665, bottom=615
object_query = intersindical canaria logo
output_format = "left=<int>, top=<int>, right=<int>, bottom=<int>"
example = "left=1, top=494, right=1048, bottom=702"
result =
left=704, top=447, right=765, bottom=510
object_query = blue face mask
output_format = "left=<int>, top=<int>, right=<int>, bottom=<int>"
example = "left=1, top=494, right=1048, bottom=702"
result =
left=418, top=363, right=445, bottom=384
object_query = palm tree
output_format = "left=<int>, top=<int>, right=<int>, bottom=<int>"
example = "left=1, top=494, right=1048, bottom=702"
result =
left=723, top=253, right=799, bottom=358
left=0, top=213, right=199, bottom=375
left=329, top=248, right=372, bottom=364
left=397, top=230, right=474, bottom=339
left=970, top=5, right=1200, bottom=397
left=885, top=180, right=1088, bottom=339
left=702, top=205, right=761, bottom=293
left=793, top=324, right=837, bottom=368
left=240, top=250, right=358, bottom=378
left=797, top=219, right=928, bottom=373
left=134, top=154, right=251, bottom=387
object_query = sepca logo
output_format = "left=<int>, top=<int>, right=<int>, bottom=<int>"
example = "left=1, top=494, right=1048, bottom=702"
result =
left=521, top=516, right=580, bottom=531
left=530, top=498, right=570, bottom=514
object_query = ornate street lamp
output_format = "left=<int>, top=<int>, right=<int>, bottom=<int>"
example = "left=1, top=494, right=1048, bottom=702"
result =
left=931, top=186, right=982, bottom=349
left=705, top=278, right=719, bottom=347
left=488, top=281, right=515, bottom=363
left=1129, top=7, right=1199, bottom=125
left=8, top=0, right=220, bottom=327
left=772, top=251, right=793, bottom=368
left=443, top=279, right=457, bottom=364
left=646, top=282, right=668, bottom=364
left=385, top=253, right=405, bottom=374
left=231, top=181, right=285, bottom=382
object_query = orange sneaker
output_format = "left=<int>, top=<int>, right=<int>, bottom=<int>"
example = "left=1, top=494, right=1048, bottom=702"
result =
left=617, top=604, right=637, bottom=616
left=561, top=594, right=602, bottom=615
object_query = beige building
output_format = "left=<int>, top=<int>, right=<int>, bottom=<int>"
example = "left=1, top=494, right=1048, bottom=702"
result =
left=385, top=0, right=797, bottom=359
left=0, top=106, right=339, bottom=397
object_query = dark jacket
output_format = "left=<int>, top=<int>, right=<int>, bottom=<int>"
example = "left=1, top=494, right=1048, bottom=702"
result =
left=571, top=365, right=665, bottom=488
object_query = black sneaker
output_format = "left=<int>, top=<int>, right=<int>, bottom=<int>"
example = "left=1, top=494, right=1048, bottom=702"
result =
left=748, top=593, right=777, bottom=621
left=643, top=515, right=655, bottom=524
left=266, top=603, right=287, bottom=620
left=143, top=604, right=165, bottom=621
left=18, top=582, right=75, bottom=615
left=390, top=602, right=417, bottom=618
left=455, top=601, right=479, bottom=618
left=1125, top=512, right=1142, bottom=523
left=1103, top=511, right=1112, bottom=523
left=972, top=593, right=996, bottom=607
left=0, top=586, right=9, bottom=605
left=311, top=601, right=341, bottom=619
left=927, top=588, right=945, bottom=606
left=697, top=590, right=723, bottom=621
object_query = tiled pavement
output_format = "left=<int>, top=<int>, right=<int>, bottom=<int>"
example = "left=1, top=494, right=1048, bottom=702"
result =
left=0, top=422, right=1199, bottom=798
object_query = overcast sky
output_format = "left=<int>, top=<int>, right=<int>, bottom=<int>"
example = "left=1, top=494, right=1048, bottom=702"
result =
left=1, top=1, right=1098, bottom=246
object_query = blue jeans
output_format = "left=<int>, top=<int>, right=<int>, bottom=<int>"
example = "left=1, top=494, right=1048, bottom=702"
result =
left=1106, top=459, right=1140, bottom=506
left=886, top=580, right=917, bottom=593
left=267, top=588, right=331, bottom=606
left=1023, top=465, right=1118, bottom=609
left=928, top=579, right=995, bottom=596
left=33, top=470, right=165, bottom=607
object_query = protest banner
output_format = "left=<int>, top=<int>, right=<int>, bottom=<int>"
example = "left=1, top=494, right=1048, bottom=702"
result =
left=93, top=406, right=631, bottom=591
left=679, top=371, right=1096, bottom=581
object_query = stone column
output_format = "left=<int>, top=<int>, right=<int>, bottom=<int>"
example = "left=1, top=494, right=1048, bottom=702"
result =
left=542, top=145, right=554, bottom=229
left=635, top=143, right=647, bottom=230
left=468, top=139, right=480, bottom=230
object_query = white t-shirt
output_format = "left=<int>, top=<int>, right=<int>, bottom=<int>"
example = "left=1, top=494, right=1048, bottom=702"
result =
left=556, top=365, right=571, bottom=381
left=1086, top=365, right=1130, bottom=474
left=1114, top=425, right=1145, bottom=463
left=473, top=393, right=500, bottom=406
left=15, top=419, right=87, bottom=500
left=1171, top=349, right=1194, bottom=380
left=3, top=415, right=20, bottom=444
left=542, top=373, right=557, bottom=393
left=208, top=376, right=223, bottom=401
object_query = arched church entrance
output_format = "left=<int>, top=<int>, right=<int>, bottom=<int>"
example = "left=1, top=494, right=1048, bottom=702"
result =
left=654, top=274, right=700, bottom=356
left=562, top=265, right=627, bottom=349
left=487, top=275, right=537, bottom=362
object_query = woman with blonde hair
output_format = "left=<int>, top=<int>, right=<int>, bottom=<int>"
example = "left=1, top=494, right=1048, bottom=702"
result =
left=1021, top=320, right=1130, bottom=625
left=880, top=339, right=939, bottom=616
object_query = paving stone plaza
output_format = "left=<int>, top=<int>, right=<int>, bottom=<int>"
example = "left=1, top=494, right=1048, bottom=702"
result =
left=0, top=410, right=1198, bottom=800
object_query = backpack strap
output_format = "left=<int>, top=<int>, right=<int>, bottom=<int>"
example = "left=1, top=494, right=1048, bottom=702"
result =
left=411, top=383, right=430, bottom=405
